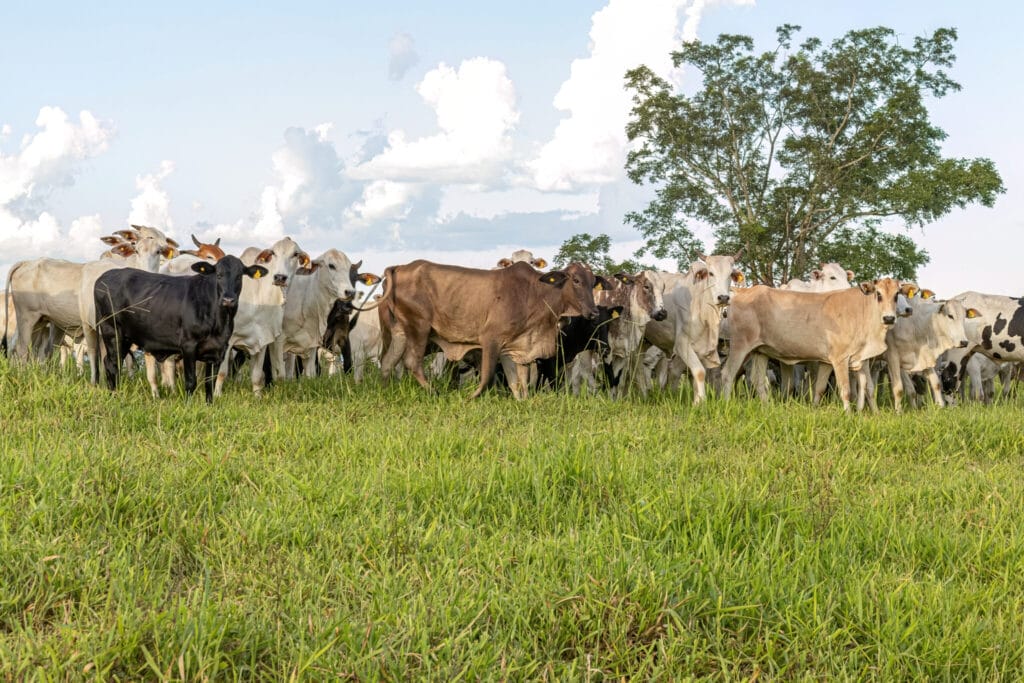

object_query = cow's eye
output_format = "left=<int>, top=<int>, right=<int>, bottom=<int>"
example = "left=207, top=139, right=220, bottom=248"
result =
left=830, top=276, right=836, bottom=279
left=328, top=263, right=337, bottom=271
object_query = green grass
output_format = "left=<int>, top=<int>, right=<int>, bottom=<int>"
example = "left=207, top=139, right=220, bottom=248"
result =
left=1, top=357, right=1023, bottom=680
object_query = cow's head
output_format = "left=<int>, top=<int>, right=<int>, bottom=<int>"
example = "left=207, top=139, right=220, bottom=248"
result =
left=128, top=224, right=179, bottom=250
left=815, top=262, right=855, bottom=289
left=694, top=252, right=744, bottom=306
left=299, top=249, right=381, bottom=301
left=255, top=237, right=310, bottom=288
left=934, top=299, right=981, bottom=349
left=539, top=262, right=605, bottom=320
left=322, top=298, right=356, bottom=351
left=858, top=277, right=901, bottom=325
left=182, top=234, right=226, bottom=262
left=192, top=255, right=268, bottom=309
left=497, top=249, right=548, bottom=271
left=615, top=271, right=667, bottom=322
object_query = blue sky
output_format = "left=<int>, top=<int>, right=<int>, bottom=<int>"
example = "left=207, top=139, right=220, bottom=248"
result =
left=2, top=0, right=1020, bottom=294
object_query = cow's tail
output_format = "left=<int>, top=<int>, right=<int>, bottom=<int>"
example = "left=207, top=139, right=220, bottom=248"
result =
left=377, top=266, right=399, bottom=356
left=2, top=262, right=21, bottom=357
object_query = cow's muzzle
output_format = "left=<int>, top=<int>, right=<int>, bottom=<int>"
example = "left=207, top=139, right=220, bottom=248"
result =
left=221, top=297, right=238, bottom=308
left=652, top=308, right=667, bottom=322
left=882, top=315, right=895, bottom=325
left=717, top=294, right=731, bottom=305
left=273, top=274, right=288, bottom=287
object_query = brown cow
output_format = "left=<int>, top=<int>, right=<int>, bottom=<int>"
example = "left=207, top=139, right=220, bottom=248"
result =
left=719, top=278, right=904, bottom=411
left=379, top=260, right=606, bottom=399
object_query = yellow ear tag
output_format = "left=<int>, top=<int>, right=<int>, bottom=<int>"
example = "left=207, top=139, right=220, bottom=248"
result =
left=253, top=270, right=261, bottom=279
left=611, top=310, right=620, bottom=319
left=594, top=282, right=603, bottom=291
left=733, top=272, right=745, bottom=283
left=967, top=308, right=978, bottom=319
left=906, top=287, right=917, bottom=298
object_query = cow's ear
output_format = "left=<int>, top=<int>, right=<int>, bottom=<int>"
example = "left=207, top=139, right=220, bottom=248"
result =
left=162, top=246, right=177, bottom=259
left=846, top=269, right=855, bottom=281
left=859, top=281, right=876, bottom=295
left=966, top=308, right=981, bottom=319
left=594, top=275, right=612, bottom=291
left=497, top=258, right=513, bottom=268
left=921, top=289, right=935, bottom=299
left=937, top=302, right=946, bottom=314
left=811, top=269, right=823, bottom=280
left=113, top=244, right=136, bottom=257
left=256, top=249, right=274, bottom=264
left=532, top=258, right=548, bottom=269
left=357, top=272, right=382, bottom=285
left=100, top=235, right=122, bottom=246
left=693, top=266, right=709, bottom=281
left=166, top=238, right=179, bottom=249
left=614, top=272, right=635, bottom=285
left=245, top=265, right=269, bottom=280
left=539, top=271, right=568, bottom=287
left=731, top=270, right=745, bottom=284
left=192, top=261, right=215, bottom=275
left=900, top=283, right=918, bottom=298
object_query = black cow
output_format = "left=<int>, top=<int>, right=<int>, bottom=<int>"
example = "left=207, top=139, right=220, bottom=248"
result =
left=94, top=256, right=267, bottom=403
left=536, top=305, right=622, bottom=390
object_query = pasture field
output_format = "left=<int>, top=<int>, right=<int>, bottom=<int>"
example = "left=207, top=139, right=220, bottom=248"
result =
left=1, top=358, right=1023, bottom=681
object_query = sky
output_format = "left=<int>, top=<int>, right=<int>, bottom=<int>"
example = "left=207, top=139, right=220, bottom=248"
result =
left=2, top=0, right=1021, bottom=294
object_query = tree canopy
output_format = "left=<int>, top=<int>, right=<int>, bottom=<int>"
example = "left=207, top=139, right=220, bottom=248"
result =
left=552, top=232, right=647, bottom=274
left=624, top=25, right=1004, bottom=284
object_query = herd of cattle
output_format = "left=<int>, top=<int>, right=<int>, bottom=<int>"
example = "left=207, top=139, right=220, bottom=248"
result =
left=2, top=225, right=1022, bottom=410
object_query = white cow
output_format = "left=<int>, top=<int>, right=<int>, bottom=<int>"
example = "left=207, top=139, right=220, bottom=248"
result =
left=6, top=259, right=87, bottom=364
left=879, top=295, right=980, bottom=411
left=495, top=249, right=548, bottom=270
left=781, top=262, right=855, bottom=292
left=277, top=249, right=380, bottom=379
left=642, top=254, right=743, bottom=403
left=213, top=237, right=311, bottom=396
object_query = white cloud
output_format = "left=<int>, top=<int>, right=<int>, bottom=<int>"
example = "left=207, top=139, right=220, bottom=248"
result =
left=0, top=106, right=113, bottom=210
left=438, top=186, right=600, bottom=222
left=350, top=57, right=519, bottom=184
left=388, top=32, right=419, bottom=81
left=127, top=160, right=175, bottom=229
left=0, top=107, right=115, bottom=282
left=344, top=180, right=418, bottom=228
left=527, top=0, right=746, bottom=191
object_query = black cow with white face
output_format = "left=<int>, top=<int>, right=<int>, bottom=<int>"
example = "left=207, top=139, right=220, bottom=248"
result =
left=94, top=255, right=267, bottom=403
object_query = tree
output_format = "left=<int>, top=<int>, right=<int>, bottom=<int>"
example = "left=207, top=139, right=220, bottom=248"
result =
left=624, top=25, right=1004, bottom=285
left=553, top=232, right=648, bottom=274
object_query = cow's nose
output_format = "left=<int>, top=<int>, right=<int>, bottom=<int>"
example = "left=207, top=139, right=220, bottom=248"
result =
left=652, top=309, right=667, bottom=321
left=221, top=296, right=238, bottom=308
left=273, top=274, right=288, bottom=286
left=717, top=294, right=731, bottom=305
left=341, top=289, right=356, bottom=301
left=882, top=315, right=895, bottom=325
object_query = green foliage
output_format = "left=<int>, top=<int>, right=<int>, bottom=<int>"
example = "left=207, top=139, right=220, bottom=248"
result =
left=2, top=359, right=1024, bottom=678
left=553, top=232, right=648, bottom=274
left=625, top=25, right=1004, bottom=284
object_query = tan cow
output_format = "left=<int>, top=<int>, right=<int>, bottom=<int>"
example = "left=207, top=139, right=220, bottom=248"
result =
left=720, top=278, right=904, bottom=411
left=379, top=260, right=605, bottom=399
